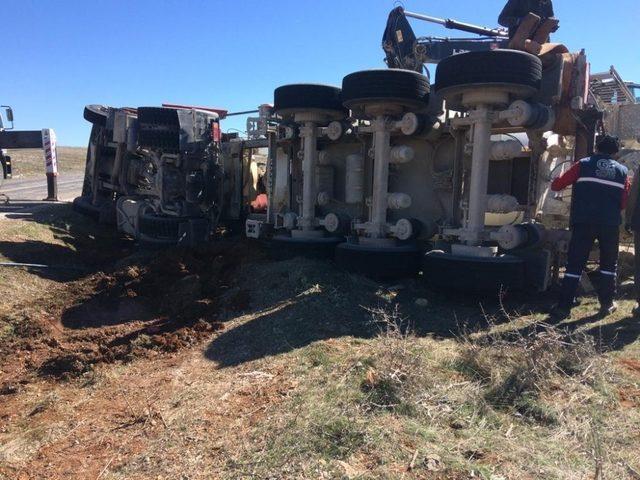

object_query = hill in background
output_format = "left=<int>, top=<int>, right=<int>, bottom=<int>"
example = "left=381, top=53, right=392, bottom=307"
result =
left=6, top=147, right=86, bottom=177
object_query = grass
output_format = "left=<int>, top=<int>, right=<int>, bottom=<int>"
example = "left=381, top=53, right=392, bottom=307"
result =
left=217, top=306, right=639, bottom=479
left=3, top=296, right=640, bottom=478
left=456, top=322, right=601, bottom=425
left=6, top=147, right=86, bottom=177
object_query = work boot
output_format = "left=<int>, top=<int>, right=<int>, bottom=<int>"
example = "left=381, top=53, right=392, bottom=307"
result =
left=598, top=301, right=618, bottom=317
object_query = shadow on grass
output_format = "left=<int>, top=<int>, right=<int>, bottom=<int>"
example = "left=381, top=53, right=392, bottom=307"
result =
left=203, top=259, right=558, bottom=368
left=485, top=300, right=640, bottom=354
left=582, top=315, right=640, bottom=351
left=0, top=200, right=64, bottom=216
left=204, top=296, right=638, bottom=368
left=0, top=202, right=132, bottom=281
left=204, top=293, right=378, bottom=368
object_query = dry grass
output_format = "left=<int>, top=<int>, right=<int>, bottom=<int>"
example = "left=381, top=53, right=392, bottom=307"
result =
left=6, top=147, right=86, bottom=177
left=456, top=319, right=600, bottom=425
left=359, top=305, right=428, bottom=415
left=216, top=305, right=639, bottom=479
left=2, top=299, right=639, bottom=479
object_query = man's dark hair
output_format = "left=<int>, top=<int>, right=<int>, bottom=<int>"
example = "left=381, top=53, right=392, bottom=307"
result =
left=596, top=135, right=620, bottom=155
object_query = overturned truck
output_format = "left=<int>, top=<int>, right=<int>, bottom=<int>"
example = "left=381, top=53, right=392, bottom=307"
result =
left=75, top=7, right=632, bottom=293
left=251, top=9, right=598, bottom=292
left=74, top=104, right=269, bottom=245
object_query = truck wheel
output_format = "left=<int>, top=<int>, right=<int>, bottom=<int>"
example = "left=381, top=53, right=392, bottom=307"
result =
left=273, top=84, right=345, bottom=114
left=72, top=195, right=101, bottom=219
left=267, top=233, right=342, bottom=260
left=83, top=105, right=111, bottom=126
left=335, top=242, right=421, bottom=279
left=136, top=107, right=181, bottom=152
left=422, top=251, right=525, bottom=292
left=341, top=69, right=430, bottom=110
left=435, top=50, right=542, bottom=108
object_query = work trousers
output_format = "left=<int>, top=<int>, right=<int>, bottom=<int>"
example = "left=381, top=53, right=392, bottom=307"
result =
left=559, top=223, right=619, bottom=308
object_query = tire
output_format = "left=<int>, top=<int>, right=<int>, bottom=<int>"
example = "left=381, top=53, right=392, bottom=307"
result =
left=435, top=50, right=542, bottom=93
left=72, top=195, right=101, bottom=219
left=335, top=242, right=421, bottom=279
left=341, top=69, right=430, bottom=107
left=137, top=107, right=180, bottom=151
left=268, top=234, right=342, bottom=260
left=73, top=195, right=116, bottom=224
left=83, top=105, right=111, bottom=126
left=422, top=251, right=525, bottom=292
left=273, top=84, right=345, bottom=113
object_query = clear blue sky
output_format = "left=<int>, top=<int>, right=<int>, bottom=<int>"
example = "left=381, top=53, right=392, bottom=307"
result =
left=2, top=0, right=638, bottom=146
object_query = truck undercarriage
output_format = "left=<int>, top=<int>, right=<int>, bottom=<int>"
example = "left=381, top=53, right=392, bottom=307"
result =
left=74, top=104, right=268, bottom=245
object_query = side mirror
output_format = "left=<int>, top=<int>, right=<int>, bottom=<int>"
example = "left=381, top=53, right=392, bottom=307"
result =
left=1, top=106, right=14, bottom=130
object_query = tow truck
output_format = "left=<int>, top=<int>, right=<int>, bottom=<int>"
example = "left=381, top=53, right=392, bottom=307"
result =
left=0, top=105, right=59, bottom=199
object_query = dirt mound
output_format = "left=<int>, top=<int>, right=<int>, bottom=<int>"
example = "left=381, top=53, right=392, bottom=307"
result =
left=38, top=353, right=91, bottom=379
left=36, top=317, right=224, bottom=380
left=1, top=239, right=257, bottom=385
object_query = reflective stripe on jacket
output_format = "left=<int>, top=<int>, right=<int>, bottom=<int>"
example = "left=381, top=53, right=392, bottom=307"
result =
left=552, top=155, right=629, bottom=226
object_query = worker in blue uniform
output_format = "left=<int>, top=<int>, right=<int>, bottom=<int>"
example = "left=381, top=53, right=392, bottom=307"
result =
left=550, top=135, right=629, bottom=319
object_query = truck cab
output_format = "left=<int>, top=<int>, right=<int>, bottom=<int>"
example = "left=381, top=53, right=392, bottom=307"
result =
left=0, top=106, right=14, bottom=184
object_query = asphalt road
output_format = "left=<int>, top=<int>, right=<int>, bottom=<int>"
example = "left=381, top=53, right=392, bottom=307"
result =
left=0, top=173, right=84, bottom=218
left=1, top=173, right=84, bottom=201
